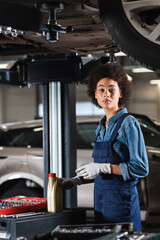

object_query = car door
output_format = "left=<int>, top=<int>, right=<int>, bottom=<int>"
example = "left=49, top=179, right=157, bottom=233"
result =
left=27, top=126, right=44, bottom=187
left=0, top=128, right=31, bottom=183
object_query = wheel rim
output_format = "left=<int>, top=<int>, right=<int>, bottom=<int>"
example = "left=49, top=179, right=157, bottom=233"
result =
left=121, top=0, right=160, bottom=45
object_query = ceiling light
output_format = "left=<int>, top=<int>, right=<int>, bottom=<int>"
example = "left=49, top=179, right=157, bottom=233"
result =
left=0, top=61, right=16, bottom=69
left=132, top=67, right=153, bottom=73
left=150, top=79, right=160, bottom=85
left=0, top=63, right=8, bottom=69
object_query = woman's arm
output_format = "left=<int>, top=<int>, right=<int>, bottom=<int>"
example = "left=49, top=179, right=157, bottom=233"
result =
left=119, top=118, right=149, bottom=181
left=110, top=164, right=122, bottom=175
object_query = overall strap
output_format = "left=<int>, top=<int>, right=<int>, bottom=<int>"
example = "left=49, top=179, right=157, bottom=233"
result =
left=109, top=113, right=129, bottom=142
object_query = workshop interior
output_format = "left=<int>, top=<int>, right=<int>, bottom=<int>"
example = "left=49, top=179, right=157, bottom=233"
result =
left=0, top=0, right=160, bottom=239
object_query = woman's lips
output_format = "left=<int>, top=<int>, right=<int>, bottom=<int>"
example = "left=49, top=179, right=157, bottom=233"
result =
left=103, top=99, right=111, bottom=103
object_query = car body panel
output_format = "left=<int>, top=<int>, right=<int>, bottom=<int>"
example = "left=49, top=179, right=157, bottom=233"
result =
left=0, top=120, right=44, bottom=188
left=27, top=148, right=44, bottom=183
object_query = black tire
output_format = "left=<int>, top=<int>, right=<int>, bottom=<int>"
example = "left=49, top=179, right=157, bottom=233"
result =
left=98, top=0, right=160, bottom=73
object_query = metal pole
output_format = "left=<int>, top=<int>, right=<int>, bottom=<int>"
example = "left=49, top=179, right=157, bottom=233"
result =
left=62, top=83, right=77, bottom=208
left=49, top=82, right=62, bottom=177
left=42, top=84, right=50, bottom=197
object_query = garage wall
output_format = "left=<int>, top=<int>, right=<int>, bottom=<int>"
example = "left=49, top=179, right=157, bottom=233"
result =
left=0, top=80, right=159, bottom=124
left=76, top=80, right=159, bottom=121
left=0, top=59, right=159, bottom=123
left=0, top=84, right=37, bottom=123
left=129, top=81, right=157, bottom=118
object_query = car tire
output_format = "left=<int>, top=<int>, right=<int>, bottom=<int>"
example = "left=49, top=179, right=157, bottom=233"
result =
left=98, top=0, right=160, bottom=73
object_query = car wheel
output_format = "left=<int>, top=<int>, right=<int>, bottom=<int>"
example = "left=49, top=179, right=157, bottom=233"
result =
left=98, top=0, right=160, bottom=73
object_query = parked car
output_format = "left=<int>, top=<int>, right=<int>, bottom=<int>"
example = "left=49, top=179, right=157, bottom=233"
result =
left=0, top=113, right=160, bottom=223
left=0, top=1, right=159, bottom=73
left=151, top=118, right=160, bottom=132
left=0, top=119, right=44, bottom=198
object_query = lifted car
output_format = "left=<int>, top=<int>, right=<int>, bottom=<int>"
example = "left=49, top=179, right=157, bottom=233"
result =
left=0, top=0, right=159, bottom=73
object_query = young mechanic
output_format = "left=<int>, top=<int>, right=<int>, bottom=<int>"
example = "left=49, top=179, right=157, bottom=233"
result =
left=61, top=64, right=149, bottom=231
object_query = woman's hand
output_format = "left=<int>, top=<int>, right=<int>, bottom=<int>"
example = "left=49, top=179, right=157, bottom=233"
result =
left=76, top=163, right=111, bottom=179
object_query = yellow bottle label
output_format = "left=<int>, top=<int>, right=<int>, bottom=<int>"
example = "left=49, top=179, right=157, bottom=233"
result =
left=47, top=176, right=56, bottom=212
left=48, top=177, right=63, bottom=213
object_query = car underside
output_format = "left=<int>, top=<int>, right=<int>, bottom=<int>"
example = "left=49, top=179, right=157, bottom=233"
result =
left=0, top=0, right=159, bottom=74
left=0, top=0, right=116, bottom=56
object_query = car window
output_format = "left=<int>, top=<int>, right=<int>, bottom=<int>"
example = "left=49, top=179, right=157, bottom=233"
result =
left=1, top=115, right=160, bottom=149
left=136, top=117, right=160, bottom=134
left=139, top=125, right=160, bottom=148
left=136, top=117, right=160, bottom=148
left=77, top=122, right=97, bottom=149
left=0, top=127, right=42, bottom=148
left=77, top=117, right=160, bottom=150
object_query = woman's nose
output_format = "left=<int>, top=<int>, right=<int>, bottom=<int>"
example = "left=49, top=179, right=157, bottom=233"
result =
left=104, top=90, right=109, bottom=97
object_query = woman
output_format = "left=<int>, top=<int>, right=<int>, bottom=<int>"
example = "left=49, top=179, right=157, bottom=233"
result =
left=62, top=64, right=149, bottom=231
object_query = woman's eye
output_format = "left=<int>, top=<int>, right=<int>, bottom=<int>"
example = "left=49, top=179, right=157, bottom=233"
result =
left=109, top=88, right=114, bottom=93
left=99, top=89, right=104, bottom=92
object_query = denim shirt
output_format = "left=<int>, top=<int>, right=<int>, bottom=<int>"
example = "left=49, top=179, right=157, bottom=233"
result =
left=96, top=108, right=149, bottom=181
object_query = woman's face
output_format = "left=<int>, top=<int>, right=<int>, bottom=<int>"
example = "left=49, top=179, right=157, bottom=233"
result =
left=95, top=78, right=122, bottom=111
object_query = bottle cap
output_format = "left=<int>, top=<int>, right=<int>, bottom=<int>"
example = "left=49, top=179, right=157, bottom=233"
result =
left=48, top=173, right=56, bottom=178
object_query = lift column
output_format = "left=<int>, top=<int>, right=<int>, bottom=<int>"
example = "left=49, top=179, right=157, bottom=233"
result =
left=26, top=54, right=82, bottom=208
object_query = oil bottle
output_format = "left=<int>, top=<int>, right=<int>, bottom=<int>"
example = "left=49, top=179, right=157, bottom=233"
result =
left=47, top=173, right=56, bottom=212
left=47, top=173, right=63, bottom=213
left=51, top=177, right=63, bottom=213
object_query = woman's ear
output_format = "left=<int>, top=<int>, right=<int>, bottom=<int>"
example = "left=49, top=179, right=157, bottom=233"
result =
left=119, top=90, right=122, bottom=99
left=95, top=90, right=97, bottom=99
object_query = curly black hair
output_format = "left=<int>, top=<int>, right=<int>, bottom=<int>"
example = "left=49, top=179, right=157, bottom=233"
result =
left=87, top=64, right=132, bottom=108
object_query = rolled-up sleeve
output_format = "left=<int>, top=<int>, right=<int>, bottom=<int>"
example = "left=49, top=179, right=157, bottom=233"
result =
left=119, top=119, right=149, bottom=181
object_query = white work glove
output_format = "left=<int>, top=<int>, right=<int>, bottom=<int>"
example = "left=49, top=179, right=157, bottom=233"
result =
left=76, top=163, right=111, bottom=180
left=59, top=176, right=82, bottom=190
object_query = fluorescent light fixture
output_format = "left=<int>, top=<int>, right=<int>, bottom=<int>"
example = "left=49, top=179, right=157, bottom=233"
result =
left=0, top=61, right=16, bottom=69
left=132, top=67, right=153, bottom=73
left=150, top=79, right=160, bottom=85
left=0, top=63, right=8, bottom=69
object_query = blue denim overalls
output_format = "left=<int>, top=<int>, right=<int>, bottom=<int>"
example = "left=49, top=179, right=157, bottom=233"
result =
left=92, top=113, right=141, bottom=231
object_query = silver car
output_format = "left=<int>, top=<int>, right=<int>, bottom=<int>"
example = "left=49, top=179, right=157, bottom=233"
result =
left=0, top=119, right=44, bottom=198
